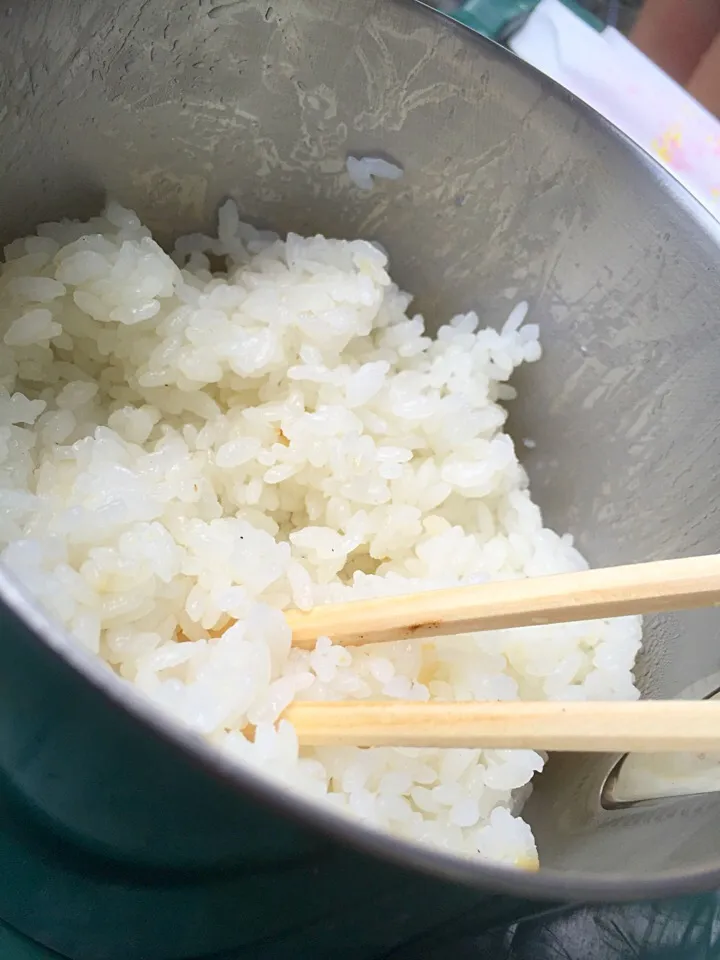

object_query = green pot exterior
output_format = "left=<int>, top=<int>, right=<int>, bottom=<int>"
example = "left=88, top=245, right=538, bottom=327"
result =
left=0, top=780, right=544, bottom=959
left=0, top=923, right=65, bottom=960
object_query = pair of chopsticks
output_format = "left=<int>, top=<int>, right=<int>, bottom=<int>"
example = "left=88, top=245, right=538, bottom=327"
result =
left=265, top=555, right=720, bottom=752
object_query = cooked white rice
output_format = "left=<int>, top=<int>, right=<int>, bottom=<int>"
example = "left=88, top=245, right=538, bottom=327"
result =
left=346, top=156, right=404, bottom=191
left=0, top=201, right=642, bottom=868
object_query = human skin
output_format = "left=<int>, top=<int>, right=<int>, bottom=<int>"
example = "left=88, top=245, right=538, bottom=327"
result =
left=631, top=0, right=720, bottom=116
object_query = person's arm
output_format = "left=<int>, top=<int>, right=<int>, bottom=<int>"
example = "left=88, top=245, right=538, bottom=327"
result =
left=687, top=30, right=720, bottom=117
left=631, top=0, right=720, bottom=84
left=631, top=0, right=720, bottom=115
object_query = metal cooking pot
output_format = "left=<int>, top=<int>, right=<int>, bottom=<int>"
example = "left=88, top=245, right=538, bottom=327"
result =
left=2, top=1, right=720, bottom=957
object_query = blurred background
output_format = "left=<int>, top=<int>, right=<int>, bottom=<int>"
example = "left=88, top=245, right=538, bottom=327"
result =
left=434, top=0, right=641, bottom=33
left=430, top=0, right=720, bottom=218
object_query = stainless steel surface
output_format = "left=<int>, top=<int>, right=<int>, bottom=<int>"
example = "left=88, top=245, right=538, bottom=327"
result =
left=2, top=0, right=720, bottom=896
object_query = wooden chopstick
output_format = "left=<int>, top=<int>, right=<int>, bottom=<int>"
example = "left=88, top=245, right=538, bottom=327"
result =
left=284, top=700, right=720, bottom=751
left=286, top=555, right=720, bottom=649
